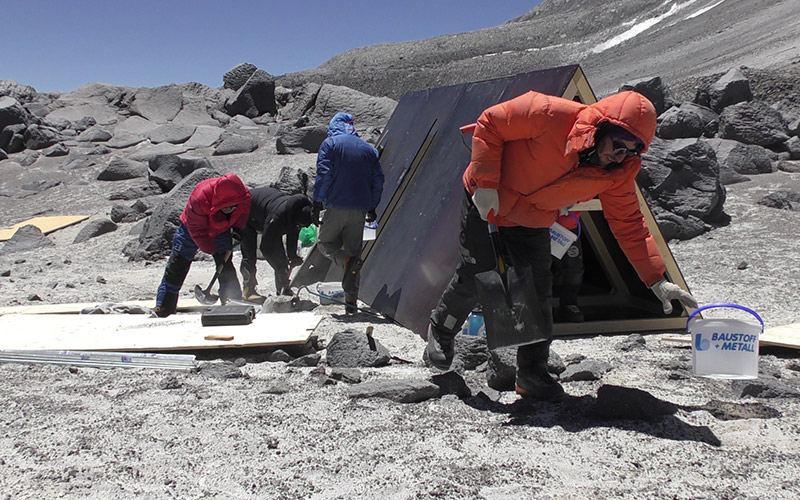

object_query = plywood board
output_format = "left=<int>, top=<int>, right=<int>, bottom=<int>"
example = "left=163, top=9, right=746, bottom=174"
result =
left=0, top=215, right=89, bottom=241
left=664, top=323, right=800, bottom=350
left=0, top=298, right=208, bottom=316
left=0, top=312, right=321, bottom=351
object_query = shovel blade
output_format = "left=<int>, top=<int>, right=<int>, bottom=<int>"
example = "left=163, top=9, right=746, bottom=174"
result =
left=194, top=284, right=219, bottom=305
left=475, top=265, right=548, bottom=350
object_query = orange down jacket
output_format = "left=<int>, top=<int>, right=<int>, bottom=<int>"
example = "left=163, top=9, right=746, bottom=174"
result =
left=462, top=90, right=665, bottom=286
left=180, top=174, right=251, bottom=254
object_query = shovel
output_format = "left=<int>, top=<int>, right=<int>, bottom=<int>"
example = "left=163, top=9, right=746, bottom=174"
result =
left=474, top=211, right=548, bottom=350
left=194, top=250, right=232, bottom=305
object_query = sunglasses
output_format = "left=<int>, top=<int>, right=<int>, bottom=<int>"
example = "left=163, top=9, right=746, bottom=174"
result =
left=611, top=139, right=643, bottom=158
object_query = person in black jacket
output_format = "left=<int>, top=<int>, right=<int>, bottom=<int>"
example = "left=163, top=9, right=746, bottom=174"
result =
left=239, top=186, right=313, bottom=303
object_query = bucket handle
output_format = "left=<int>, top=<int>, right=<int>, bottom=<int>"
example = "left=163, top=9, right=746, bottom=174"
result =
left=687, top=303, right=764, bottom=332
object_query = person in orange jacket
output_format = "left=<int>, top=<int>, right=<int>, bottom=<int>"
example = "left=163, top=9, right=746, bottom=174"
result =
left=426, top=90, right=697, bottom=401
left=154, top=174, right=251, bottom=317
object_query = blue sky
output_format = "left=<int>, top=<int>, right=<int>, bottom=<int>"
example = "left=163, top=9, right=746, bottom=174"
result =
left=2, top=0, right=544, bottom=93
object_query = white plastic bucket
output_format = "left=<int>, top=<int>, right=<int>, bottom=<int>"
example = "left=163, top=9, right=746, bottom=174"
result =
left=550, top=221, right=578, bottom=259
left=687, top=303, right=763, bottom=380
left=316, top=282, right=345, bottom=305
left=363, top=221, right=378, bottom=241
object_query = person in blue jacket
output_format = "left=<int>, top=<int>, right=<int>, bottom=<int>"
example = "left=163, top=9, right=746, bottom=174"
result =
left=312, top=112, right=384, bottom=314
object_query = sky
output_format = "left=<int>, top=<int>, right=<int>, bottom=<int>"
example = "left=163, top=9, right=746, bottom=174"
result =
left=2, top=0, right=545, bottom=94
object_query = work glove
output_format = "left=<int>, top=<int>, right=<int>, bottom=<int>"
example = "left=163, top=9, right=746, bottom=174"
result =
left=471, top=188, right=499, bottom=221
left=311, top=201, right=323, bottom=225
left=288, top=255, right=304, bottom=268
left=231, top=227, right=243, bottom=242
left=650, top=279, right=698, bottom=314
left=365, top=208, right=377, bottom=223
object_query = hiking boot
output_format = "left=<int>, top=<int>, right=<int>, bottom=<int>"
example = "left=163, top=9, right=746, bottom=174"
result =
left=345, top=299, right=358, bottom=315
left=153, top=306, right=172, bottom=318
left=515, top=364, right=565, bottom=402
left=559, top=304, right=584, bottom=323
left=242, top=286, right=267, bottom=304
left=342, top=256, right=363, bottom=291
left=425, top=323, right=455, bottom=370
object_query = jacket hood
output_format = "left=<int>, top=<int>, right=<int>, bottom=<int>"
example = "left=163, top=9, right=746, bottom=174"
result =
left=327, top=112, right=359, bottom=137
left=566, top=91, right=657, bottom=155
left=210, top=174, right=249, bottom=213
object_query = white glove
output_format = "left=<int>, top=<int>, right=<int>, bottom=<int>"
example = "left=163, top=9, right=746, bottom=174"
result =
left=649, top=279, right=698, bottom=314
left=471, top=188, right=499, bottom=221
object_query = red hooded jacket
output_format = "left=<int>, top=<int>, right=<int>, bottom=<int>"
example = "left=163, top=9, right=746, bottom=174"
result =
left=462, top=90, right=665, bottom=286
left=180, top=174, right=251, bottom=254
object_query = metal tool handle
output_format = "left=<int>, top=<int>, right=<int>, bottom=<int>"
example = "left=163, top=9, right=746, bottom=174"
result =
left=486, top=210, right=511, bottom=306
left=205, top=249, right=232, bottom=293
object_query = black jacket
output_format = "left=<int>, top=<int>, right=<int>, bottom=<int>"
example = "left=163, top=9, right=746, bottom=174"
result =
left=245, top=186, right=312, bottom=266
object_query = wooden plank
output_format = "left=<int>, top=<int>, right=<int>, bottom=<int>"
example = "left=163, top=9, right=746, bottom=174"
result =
left=0, top=215, right=89, bottom=241
left=0, top=312, right=321, bottom=351
left=663, top=323, right=800, bottom=350
left=0, top=298, right=208, bottom=316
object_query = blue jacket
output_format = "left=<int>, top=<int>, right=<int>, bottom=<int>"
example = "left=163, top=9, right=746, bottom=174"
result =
left=313, top=112, right=384, bottom=211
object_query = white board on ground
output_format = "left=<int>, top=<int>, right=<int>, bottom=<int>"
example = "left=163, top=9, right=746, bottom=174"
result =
left=0, top=298, right=208, bottom=316
left=0, top=312, right=321, bottom=352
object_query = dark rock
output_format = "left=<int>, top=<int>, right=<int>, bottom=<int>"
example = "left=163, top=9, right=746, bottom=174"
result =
left=27, top=294, right=42, bottom=301
left=757, top=190, right=800, bottom=211
left=620, top=76, right=674, bottom=116
left=325, top=330, right=391, bottom=368
left=737, top=261, right=748, bottom=270
left=110, top=204, right=146, bottom=223
left=308, top=84, right=396, bottom=132
left=158, top=375, right=182, bottom=390
left=732, top=378, right=800, bottom=399
left=224, top=69, right=277, bottom=118
left=777, top=160, right=800, bottom=173
left=329, top=368, right=362, bottom=384
left=618, top=334, right=646, bottom=351
left=147, top=123, right=196, bottom=144
left=699, top=399, right=781, bottom=420
left=269, top=166, right=313, bottom=196
left=0, top=225, right=54, bottom=255
left=108, top=183, right=163, bottom=201
left=213, top=134, right=258, bottom=156
left=0, top=96, right=34, bottom=130
left=23, top=124, right=60, bottom=150
left=129, top=85, right=183, bottom=123
left=453, top=335, right=489, bottom=371
left=72, top=218, right=118, bottom=244
left=125, top=167, right=219, bottom=261
left=58, top=156, right=95, bottom=171
left=656, top=105, right=704, bottom=139
left=41, top=142, right=69, bottom=157
left=279, top=83, right=322, bottom=121
left=198, top=361, right=244, bottom=379
left=430, top=370, right=472, bottom=398
left=275, top=125, right=327, bottom=154
left=262, top=379, right=292, bottom=394
left=267, top=350, right=293, bottom=362
left=0, top=147, right=6, bottom=161
left=0, top=270, right=9, bottom=277
left=71, top=116, right=97, bottom=132
left=75, top=126, right=112, bottom=142
left=785, top=136, right=800, bottom=160
left=287, top=353, right=321, bottom=367
left=486, top=347, right=563, bottom=391
left=696, top=68, right=753, bottom=113
left=718, top=101, right=790, bottom=146
left=593, top=385, right=677, bottom=420
left=97, top=156, right=149, bottom=181
left=348, top=379, right=440, bottom=403
left=20, top=179, right=60, bottom=193
left=149, top=155, right=199, bottom=192
left=107, top=132, right=145, bottom=149
left=223, top=63, right=258, bottom=91
left=639, top=138, right=726, bottom=239
left=560, top=359, right=612, bottom=382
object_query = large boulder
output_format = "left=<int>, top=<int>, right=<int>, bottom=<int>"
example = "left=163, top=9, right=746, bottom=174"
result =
left=695, top=68, right=753, bottom=113
left=147, top=123, right=196, bottom=144
left=148, top=155, right=212, bottom=192
left=22, top=124, right=60, bottom=150
left=114, top=116, right=159, bottom=136
left=638, top=138, right=727, bottom=240
left=275, top=125, right=327, bottom=154
left=222, top=63, right=258, bottom=91
left=224, top=69, right=277, bottom=118
left=126, top=142, right=189, bottom=162
left=125, top=167, right=219, bottom=261
left=656, top=105, right=704, bottom=139
left=278, top=83, right=322, bottom=121
left=97, top=156, right=149, bottom=181
left=619, top=76, right=676, bottom=116
left=705, top=138, right=774, bottom=175
left=184, top=125, right=223, bottom=148
left=0, top=80, right=38, bottom=102
left=129, top=85, right=183, bottom=123
left=718, top=101, right=790, bottom=147
left=75, top=126, right=112, bottom=142
left=0, top=96, right=35, bottom=130
left=308, top=84, right=397, bottom=132
left=0, top=225, right=54, bottom=255
left=212, top=134, right=258, bottom=156
left=72, top=218, right=118, bottom=244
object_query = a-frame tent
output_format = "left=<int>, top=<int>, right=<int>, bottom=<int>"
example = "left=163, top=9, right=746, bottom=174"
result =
left=293, top=64, right=694, bottom=338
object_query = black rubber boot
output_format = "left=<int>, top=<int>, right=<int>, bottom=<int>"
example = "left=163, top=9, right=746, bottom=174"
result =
left=515, top=341, right=565, bottom=401
left=425, top=323, right=455, bottom=370
left=155, top=292, right=178, bottom=318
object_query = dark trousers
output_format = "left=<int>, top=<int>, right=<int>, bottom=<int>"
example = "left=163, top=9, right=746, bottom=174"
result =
left=552, top=233, right=584, bottom=307
left=156, top=224, right=240, bottom=313
left=430, top=191, right=553, bottom=368
left=240, top=231, right=291, bottom=293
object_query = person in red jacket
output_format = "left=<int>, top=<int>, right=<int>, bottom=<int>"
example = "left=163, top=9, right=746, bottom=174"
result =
left=426, top=90, right=697, bottom=401
left=154, top=174, right=251, bottom=317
